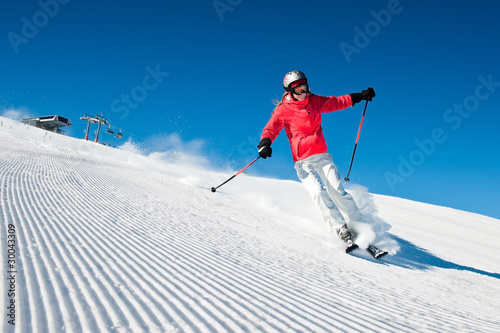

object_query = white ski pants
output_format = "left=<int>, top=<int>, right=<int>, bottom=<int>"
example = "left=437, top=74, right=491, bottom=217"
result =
left=294, top=153, right=362, bottom=233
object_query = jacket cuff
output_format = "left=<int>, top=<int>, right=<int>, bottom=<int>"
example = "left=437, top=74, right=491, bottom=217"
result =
left=349, top=93, right=363, bottom=105
left=258, top=137, right=272, bottom=148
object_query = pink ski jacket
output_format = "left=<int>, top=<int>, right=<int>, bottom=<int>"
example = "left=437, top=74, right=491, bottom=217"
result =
left=261, top=93, right=353, bottom=162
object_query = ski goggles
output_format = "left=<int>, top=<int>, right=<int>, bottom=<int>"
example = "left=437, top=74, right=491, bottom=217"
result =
left=292, top=83, right=308, bottom=95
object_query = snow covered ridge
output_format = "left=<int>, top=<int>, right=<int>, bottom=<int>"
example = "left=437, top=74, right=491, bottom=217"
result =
left=1, top=116, right=500, bottom=332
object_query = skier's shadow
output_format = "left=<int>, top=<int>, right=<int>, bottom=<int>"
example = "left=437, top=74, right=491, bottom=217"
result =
left=383, top=236, right=500, bottom=279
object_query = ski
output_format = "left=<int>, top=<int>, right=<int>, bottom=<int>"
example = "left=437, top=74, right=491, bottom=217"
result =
left=345, top=241, right=388, bottom=259
left=340, top=228, right=388, bottom=259
left=366, top=244, right=388, bottom=259
left=345, top=240, right=359, bottom=253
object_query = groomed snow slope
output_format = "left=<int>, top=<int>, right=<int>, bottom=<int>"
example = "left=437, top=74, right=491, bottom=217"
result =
left=1, top=116, right=499, bottom=333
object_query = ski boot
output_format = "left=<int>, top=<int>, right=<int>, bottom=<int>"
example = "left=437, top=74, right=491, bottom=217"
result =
left=336, top=223, right=358, bottom=253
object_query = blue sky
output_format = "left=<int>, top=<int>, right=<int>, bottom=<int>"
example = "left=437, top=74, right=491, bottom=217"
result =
left=2, top=0, right=500, bottom=219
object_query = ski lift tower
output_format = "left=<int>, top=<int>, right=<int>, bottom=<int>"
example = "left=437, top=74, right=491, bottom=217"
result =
left=80, top=114, right=110, bottom=143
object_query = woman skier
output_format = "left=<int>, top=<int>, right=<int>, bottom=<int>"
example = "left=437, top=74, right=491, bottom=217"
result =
left=257, top=70, right=375, bottom=246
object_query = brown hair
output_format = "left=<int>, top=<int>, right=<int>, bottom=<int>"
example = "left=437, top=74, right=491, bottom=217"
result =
left=272, top=92, right=288, bottom=113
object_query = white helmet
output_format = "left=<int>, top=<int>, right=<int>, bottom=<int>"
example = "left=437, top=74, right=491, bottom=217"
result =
left=283, top=70, right=308, bottom=91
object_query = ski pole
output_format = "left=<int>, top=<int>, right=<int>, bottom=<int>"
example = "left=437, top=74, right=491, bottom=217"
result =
left=211, top=156, right=261, bottom=192
left=344, top=100, right=369, bottom=182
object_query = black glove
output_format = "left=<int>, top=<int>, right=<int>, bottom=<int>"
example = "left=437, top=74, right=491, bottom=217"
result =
left=350, top=87, right=376, bottom=105
left=257, top=138, right=272, bottom=159
left=362, top=87, right=376, bottom=101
